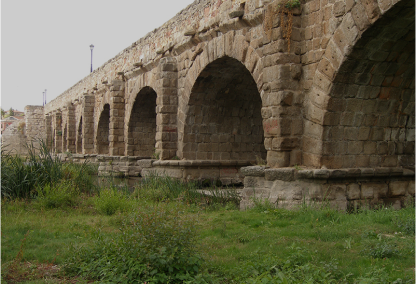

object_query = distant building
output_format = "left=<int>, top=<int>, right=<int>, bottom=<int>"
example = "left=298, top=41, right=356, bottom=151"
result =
left=1, top=115, right=25, bottom=134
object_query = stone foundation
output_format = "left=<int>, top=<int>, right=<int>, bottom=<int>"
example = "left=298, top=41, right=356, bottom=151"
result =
left=240, top=166, right=415, bottom=210
left=141, top=160, right=252, bottom=185
left=58, top=154, right=251, bottom=186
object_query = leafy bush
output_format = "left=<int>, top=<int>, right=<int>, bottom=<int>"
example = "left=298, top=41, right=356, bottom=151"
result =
left=94, top=187, right=133, bottom=216
left=64, top=203, right=204, bottom=283
left=35, top=181, right=79, bottom=209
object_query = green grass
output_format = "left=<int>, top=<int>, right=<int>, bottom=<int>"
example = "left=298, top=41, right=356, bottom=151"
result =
left=2, top=192, right=414, bottom=283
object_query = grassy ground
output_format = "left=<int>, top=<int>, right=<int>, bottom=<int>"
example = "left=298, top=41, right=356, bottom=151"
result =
left=2, top=191, right=415, bottom=283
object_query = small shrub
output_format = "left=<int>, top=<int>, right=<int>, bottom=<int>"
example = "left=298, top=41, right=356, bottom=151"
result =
left=362, top=241, right=400, bottom=259
left=64, top=203, right=203, bottom=283
left=395, top=217, right=415, bottom=236
left=36, top=181, right=79, bottom=209
left=94, top=188, right=133, bottom=215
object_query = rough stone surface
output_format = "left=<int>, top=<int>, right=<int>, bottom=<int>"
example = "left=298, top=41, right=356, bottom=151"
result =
left=6, top=0, right=414, bottom=209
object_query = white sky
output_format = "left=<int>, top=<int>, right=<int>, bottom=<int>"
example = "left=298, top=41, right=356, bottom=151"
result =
left=1, top=0, right=196, bottom=112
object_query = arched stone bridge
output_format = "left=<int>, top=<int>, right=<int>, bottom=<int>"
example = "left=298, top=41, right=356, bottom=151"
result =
left=33, top=0, right=414, bottom=208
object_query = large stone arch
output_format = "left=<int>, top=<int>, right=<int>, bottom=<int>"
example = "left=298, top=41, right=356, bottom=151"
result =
left=126, top=86, right=157, bottom=156
left=96, top=103, right=110, bottom=155
left=178, top=54, right=266, bottom=161
left=304, top=0, right=415, bottom=168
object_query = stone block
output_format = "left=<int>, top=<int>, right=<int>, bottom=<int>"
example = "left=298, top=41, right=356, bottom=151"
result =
left=347, top=184, right=361, bottom=200
left=324, top=184, right=347, bottom=201
left=389, top=181, right=408, bottom=197
left=360, top=184, right=374, bottom=199
left=407, top=180, right=415, bottom=196
left=244, top=176, right=267, bottom=189
left=351, top=3, right=371, bottom=31
left=313, top=169, right=330, bottom=179
left=296, top=169, right=313, bottom=179
left=267, top=150, right=290, bottom=168
left=240, top=166, right=266, bottom=177
left=307, top=184, right=323, bottom=200
left=265, top=168, right=295, bottom=181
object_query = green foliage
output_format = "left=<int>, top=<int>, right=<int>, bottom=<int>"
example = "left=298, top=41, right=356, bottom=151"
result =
left=1, top=139, right=98, bottom=200
left=35, top=181, right=80, bottom=209
left=135, top=174, right=240, bottom=208
left=64, top=204, right=204, bottom=283
left=94, top=188, right=133, bottom=216
left=250, top=197, right=277, bottom=212
left=396, top=218, right=415, bottom=235
left=362, top=241, right=400, bottom=259
left=9, top=107, right=15, bottom=116
left=284, top=0, right=301, bottom=9
left=394, top=209, right=415, bottom=235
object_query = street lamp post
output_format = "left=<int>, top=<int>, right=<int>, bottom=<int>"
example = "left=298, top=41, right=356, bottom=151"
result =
left=42, top=90, right=47, bottom=106
left=90, top=44, right=94, bottom=73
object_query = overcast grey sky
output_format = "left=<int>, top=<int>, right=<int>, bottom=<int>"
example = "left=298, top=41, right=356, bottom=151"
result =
left=1, top=0, right=196, bottom=112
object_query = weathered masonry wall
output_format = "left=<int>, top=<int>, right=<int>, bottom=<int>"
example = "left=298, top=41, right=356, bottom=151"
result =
left=1, top=106, right=46, bottom=154
left=16, top=0, right=414, bottom=208
left=1, top=120, right=28, bottom=155
left=240, top=166, right=415, bottom=210
left=40, top=0, right=414, bottom=170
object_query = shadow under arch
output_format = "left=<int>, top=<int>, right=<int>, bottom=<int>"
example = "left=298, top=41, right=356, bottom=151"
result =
left=180, top=56, right=266, bottom=161
left=96, top=104, right=110, bottom=155
left=76, top=117, right=82, bottom=154
left=320, top=0, right=415, bottom=169
left=126, top=86, right=157, bottom=157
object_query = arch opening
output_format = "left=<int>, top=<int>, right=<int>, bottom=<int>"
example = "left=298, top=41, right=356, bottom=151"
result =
left=76, top=117, right=83, bottom=154
left=126, top=87, right=157, bottom=157
left=182, top=56, right=266, bottom=161
left=97, top=104, right=110, bottom=155
left=322, top=1, right=415, bottom=169
left=63, top=124, right=68, bottom=152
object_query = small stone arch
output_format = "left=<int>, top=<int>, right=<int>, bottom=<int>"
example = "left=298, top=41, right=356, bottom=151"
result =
left=76, top=117, right=83, bottom=154
left=96, top=104, right=110, bottom=155
left=126, top=86, right=157, bottom=156
left=63, top=123, right=68, bottom=152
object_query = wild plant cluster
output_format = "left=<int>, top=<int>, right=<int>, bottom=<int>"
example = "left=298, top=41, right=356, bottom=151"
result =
left=64, top=203, right=207, bottom=284
left=1, top=143, right=414, bottom=283
left=1, top=139, right=97, bottom=200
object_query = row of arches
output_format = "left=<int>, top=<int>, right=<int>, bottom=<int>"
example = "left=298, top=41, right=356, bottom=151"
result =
left=47, top=0, right=414, bottom=169
left=69, top=56, right=267, bottom=163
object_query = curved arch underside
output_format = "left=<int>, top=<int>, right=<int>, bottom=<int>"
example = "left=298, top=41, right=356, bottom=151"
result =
left=181, top=56, right=266, bottom=161
left=97, top=104, right=110, bottom=155
left=322, top=0, right=415, bottom=168
left=76, top=117, right=83, bottom=154
left=127, top=87, right=157, bottom=157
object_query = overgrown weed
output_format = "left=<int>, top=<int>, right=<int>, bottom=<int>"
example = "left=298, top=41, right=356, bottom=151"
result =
left=64, top=203, right=204, bottom=283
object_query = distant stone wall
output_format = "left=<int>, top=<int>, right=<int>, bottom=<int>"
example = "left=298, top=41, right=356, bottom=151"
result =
left=1, top=120, right=27, bottom=155
left=1, top=106, right=46, bottom=155
left=25, top=106, right=46, bottom=143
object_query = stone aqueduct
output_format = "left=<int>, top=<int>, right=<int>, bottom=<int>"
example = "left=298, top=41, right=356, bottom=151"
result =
left=12, top=0, right=415, bottom=208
